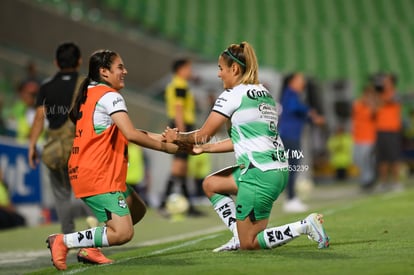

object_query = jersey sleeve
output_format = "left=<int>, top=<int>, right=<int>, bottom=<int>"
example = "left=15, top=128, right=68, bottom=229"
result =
left=98, top=92, right=128, bottom=115
left=212, top=90, right=241, bottom=118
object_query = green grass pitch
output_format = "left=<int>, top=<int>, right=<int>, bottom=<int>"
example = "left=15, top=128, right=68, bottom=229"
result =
left=1, top=185, right=413, bottom=275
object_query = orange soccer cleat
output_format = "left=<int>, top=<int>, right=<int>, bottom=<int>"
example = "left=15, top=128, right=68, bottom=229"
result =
left=46, top=234, right=69, bottom=270
left=77, top=248, right=113, bottom=265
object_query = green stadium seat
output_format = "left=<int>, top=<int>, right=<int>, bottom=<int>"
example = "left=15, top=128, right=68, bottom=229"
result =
left=103, top=0, right=123, bottom=11
left=122, top=0, right=141, bottom=22
left=39, top=0, right=414, bottom=91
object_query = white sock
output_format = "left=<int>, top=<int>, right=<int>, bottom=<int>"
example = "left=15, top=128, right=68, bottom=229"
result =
left=64, top=226, right=109, bottom=248
left=259, top=223, right=301, bottom=249
left=211, top=195, right=238, bottom=239
left=290, top=219, right=309, bottom=235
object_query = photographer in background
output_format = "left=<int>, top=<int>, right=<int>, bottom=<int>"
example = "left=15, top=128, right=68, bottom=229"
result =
left=373, top=74, right=403, bottom=192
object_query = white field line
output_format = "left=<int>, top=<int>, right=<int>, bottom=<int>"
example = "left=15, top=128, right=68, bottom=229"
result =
left=322, top=204, right=355, bottom=216
left=135, top=225, right=224, bottom=247
left=0, top=250, right=50, bottom=265
left=64, top=233, right=221, bottom=275
left=148, top=233, right=220, bottom=255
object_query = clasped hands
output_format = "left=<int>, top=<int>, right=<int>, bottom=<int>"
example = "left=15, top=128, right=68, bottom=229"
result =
left=161, top=127, right=203, bottom=155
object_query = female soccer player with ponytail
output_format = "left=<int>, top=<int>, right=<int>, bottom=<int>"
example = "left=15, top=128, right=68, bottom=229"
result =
left=164, top=42, right=329, bottom=251
left=46, top=50, right=178, bottom=270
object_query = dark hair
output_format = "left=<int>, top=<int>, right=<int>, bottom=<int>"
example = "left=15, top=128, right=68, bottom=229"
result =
left=279, top=73, right=297, bottom=100
left=56, top=42, right=81, bottom=69
left=172, top=58, right=191, bottom=73
left=70, top=50, right=118, bottom=122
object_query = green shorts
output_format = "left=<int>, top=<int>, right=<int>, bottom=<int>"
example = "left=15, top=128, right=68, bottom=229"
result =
left=233, top=166, right=288, bottom=221
left=82, top=185, right=134, bottom=222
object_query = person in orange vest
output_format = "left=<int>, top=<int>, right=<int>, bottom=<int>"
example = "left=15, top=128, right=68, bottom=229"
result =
left=43, top=49, right=178, bottom=270
left=351, top=85, right=377, bottom=188
left=375, top=74, right=403, bottom=192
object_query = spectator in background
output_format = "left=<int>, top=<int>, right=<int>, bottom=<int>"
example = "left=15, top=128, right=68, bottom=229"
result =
left=278, top=73, right=324, bottom=213
left=8, top=80, right=39, bottom=142
left=28, top=43, right=111, bottom=265
left=188, top=153, right=211, bottom=199
left=188, top=90, right=216, bottom=200
left=352, top=85, right=377, bottom=188
left=159, top=58, right=203, bottom=217
left=126, top=144, right=151, bottom=205
left=327, top=125, right=353, bottom=181
left=24, top=61, right=41, bottom=84
left=375, top=74, right=403, bottom=192
left=0, top=170, right=26, bottom=230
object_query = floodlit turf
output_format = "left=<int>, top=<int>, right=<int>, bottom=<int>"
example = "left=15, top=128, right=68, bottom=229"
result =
left=1, top=185, right=414, bottom=275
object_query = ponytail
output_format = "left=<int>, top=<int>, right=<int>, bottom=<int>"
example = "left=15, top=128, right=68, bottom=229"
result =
left=69, top=49, right=118, bottom=123
left=69, top=77, right=90, bottom=123
left=221, top=41, right=259, bottom=85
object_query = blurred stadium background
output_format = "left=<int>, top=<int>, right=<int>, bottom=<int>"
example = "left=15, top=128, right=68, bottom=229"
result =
left=0, top=0, right=413, bottom=224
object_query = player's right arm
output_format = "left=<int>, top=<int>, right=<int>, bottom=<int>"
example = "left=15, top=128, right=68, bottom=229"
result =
left=165, top=89, right=240, bottom=146
left=111, top=111, right=178, bottom=154
left=28, top=106, right=45, bottom=169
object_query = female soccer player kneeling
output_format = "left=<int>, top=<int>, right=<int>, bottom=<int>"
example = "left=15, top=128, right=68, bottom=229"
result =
left=164, top=42, right=329, bottom=251
left=46, top=50, right=178, bottom=270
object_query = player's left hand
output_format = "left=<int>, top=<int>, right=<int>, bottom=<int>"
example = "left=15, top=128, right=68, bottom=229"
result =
left=191, top=145, right=204, bottom=155
left=162, top=127, right=178, bottom=143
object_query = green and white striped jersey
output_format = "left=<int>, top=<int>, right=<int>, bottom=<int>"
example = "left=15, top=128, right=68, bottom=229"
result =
left=213, top=84, right=288, bottom=172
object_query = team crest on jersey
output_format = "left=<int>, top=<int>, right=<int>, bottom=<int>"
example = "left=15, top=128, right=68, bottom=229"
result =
left=118, top=196, right=127, bottom=208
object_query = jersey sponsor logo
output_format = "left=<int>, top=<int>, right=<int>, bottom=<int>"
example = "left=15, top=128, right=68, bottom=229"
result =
left=112, top=97, right=123, bottom=107
left=214, top=97, right=228, bottom=108
left=246, top=89, right=272, bottom=101
left=258, top=103, right=278, bottom=121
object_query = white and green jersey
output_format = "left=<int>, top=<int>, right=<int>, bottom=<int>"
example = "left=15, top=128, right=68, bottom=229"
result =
left=90, top=84, right=128, bottom=134
left=213, top=84, right=288, bottom=172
